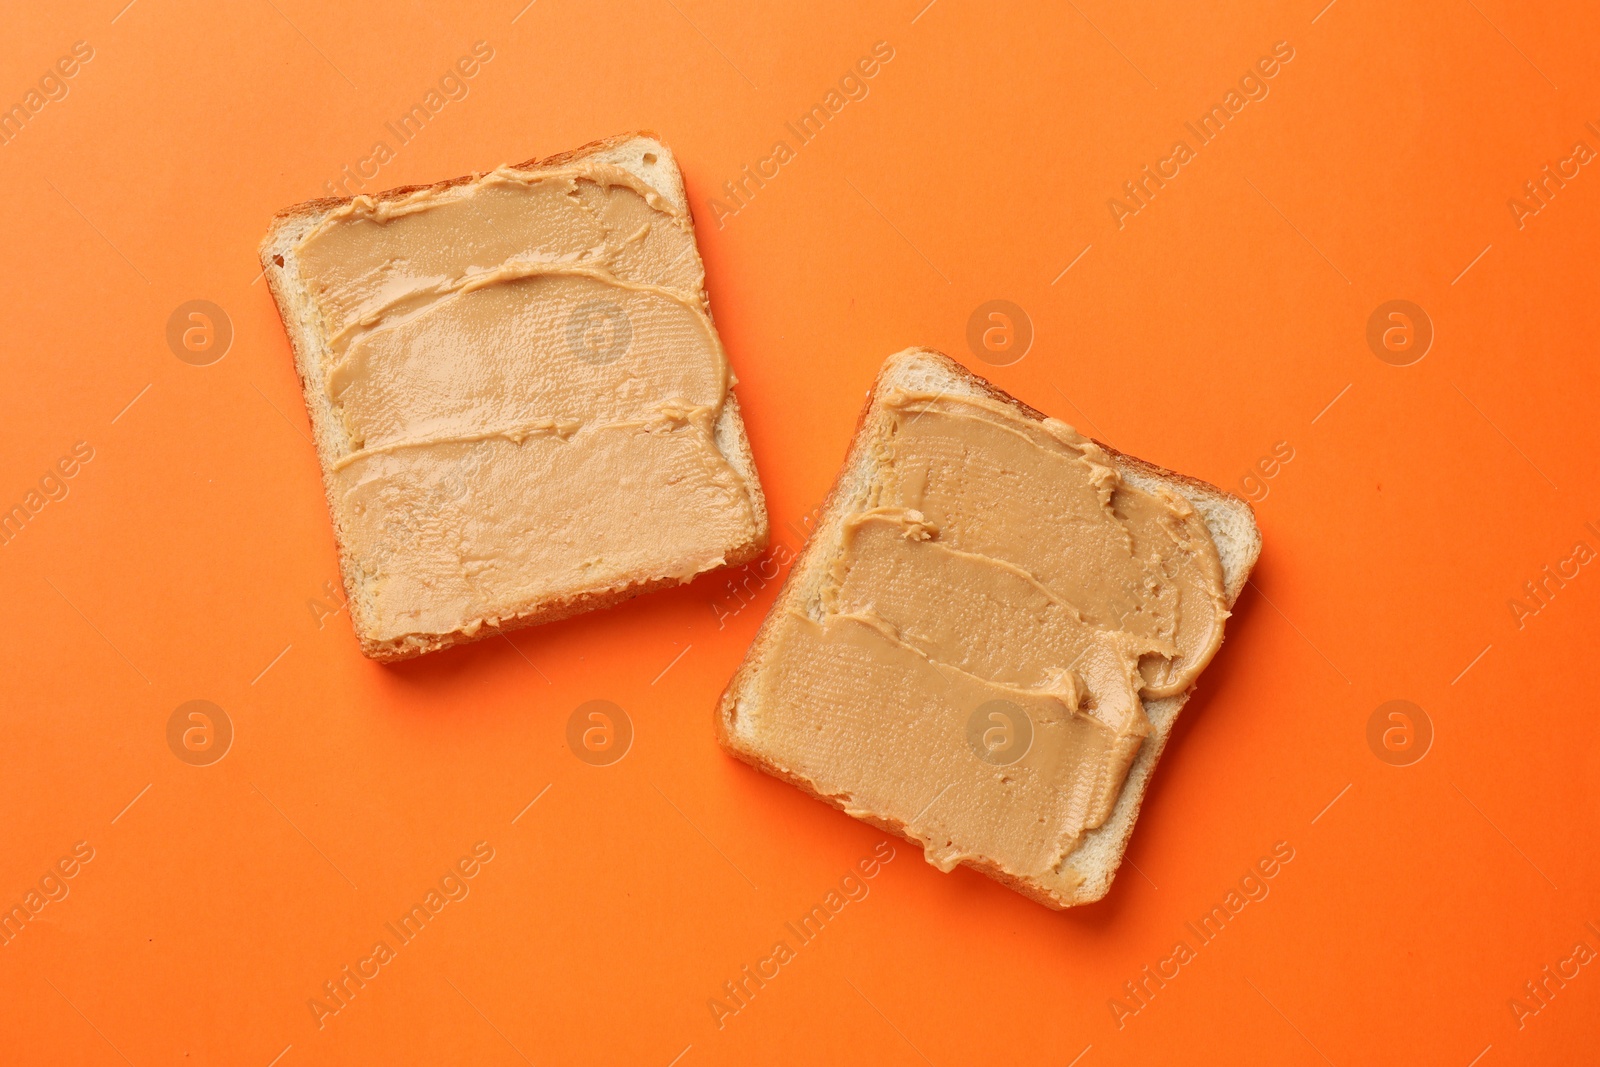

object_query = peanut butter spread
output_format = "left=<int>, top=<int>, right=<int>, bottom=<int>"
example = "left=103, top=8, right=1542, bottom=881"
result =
left=291, top=160, right=761, bottom=642
left=750, top=390, right=1227, bottom=892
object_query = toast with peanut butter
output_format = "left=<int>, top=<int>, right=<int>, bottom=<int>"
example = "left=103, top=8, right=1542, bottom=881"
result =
left=259, top=134, right=768, bottom=661
left=715, top=348, right=1260, bottom=908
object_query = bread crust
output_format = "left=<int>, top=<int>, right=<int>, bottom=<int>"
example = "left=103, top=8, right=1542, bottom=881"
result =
left=258, top=131, right=665, bottom=241
left=258, top=133, right=768, bottom=662
left=715, top=347, right=1261, bottom=908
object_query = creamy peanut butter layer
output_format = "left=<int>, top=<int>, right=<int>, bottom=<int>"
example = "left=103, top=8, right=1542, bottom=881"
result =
left=753, top=611, right=1140, bottom=889
left=750, top=389, right=1227, bottom=892
left=828, top=508, right=1150, bottom=737
left=877, top=392, right=1227, bottom=697
left=291, top=159, right=760, bottom=644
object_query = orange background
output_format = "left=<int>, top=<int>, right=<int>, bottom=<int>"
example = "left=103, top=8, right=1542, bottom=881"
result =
left=3, top=1, right=1597, bottom=1063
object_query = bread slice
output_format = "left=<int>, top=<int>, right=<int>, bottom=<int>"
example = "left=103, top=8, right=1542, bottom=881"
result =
left=260, top=133, right=768, bottom=661
left=715, top=348, right=1261, bottom=908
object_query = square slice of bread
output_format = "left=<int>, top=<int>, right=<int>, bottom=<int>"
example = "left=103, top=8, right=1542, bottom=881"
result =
left=716, top=347, right=1261, bottom=908
left=260, top=133, right=768, bottom=661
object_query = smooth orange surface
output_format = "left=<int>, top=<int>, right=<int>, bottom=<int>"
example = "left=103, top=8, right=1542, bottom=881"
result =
left=3, top=2, right=1597, bottom=1063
